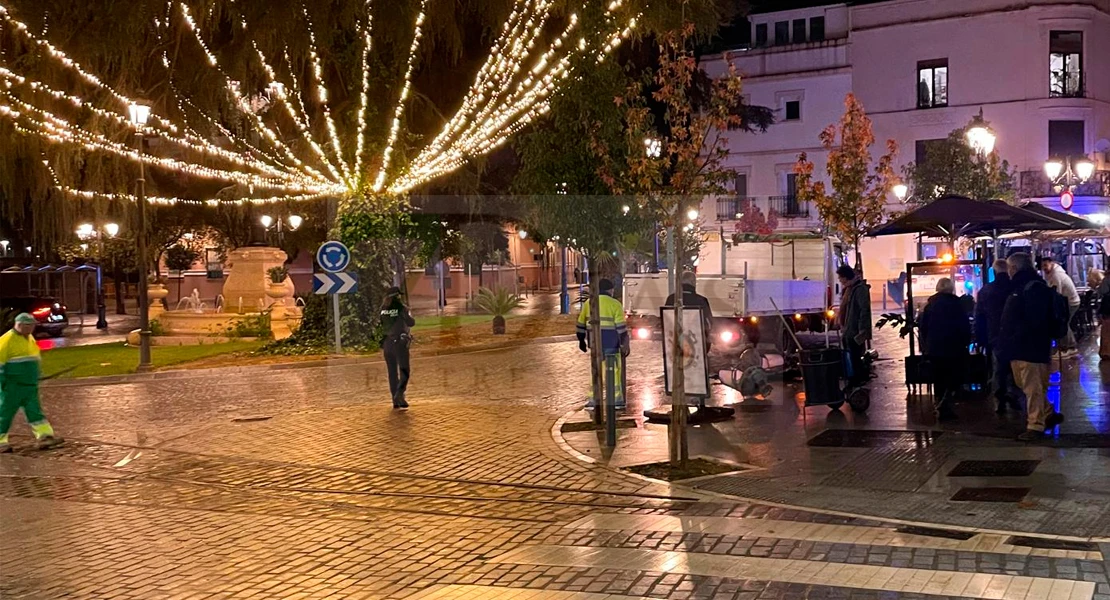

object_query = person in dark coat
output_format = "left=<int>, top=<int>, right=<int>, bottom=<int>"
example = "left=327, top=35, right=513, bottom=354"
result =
left=379, top=287, right=415, bottom=409
left=837, top=265, right=872, bottom=388
left=998, top=253, right=1064, bottom=441
left=975, top=259, right=1021, bottom=413
left=919, top=278, right=971, bottom=420
left=665, top=271, right=713, bottom=352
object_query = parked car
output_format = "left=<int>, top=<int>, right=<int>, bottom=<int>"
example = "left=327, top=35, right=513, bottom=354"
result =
left=0, top=297, right=69, bottom=337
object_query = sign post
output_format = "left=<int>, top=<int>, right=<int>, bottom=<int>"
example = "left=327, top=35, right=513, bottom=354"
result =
left=315, top=241, right=353, bottom=354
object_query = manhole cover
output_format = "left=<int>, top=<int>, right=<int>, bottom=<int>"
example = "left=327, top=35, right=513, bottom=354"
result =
left=560, top=419, right=637, bottom=433
left=1005, top=536, right=1099, bottom=552
left=948, top=460, right=1040, bottom=478
left=807, top=430, right=943, bottom=448
left=950, top=487, right=1031, bottom=502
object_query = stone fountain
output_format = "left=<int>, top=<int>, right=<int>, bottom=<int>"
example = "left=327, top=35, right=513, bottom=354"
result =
left=147, top=247, right=301, bottom=341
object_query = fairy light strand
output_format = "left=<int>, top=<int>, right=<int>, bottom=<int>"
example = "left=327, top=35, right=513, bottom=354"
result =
left=1, top=0, right=639, bottom=200
left=353, top=0, right=374, bottom=188
left=371, top=0, right=428, bottom=193
left=303, top=8, right=352, bottom=185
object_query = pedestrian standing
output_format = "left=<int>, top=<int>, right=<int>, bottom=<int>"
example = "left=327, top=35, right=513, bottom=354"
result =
left=665, top=271, right=713, bottom=354
left=379, top=287, right=415, bottom=409
left=999, top=253, right=1065, bottom=441
left=837, top=265, right=872, bottom=388
left=919, top=278, right=971, bottom=421
left=0, top=313, right=63, bottom=453
left=576, top=279, right=630, bottom=409
left=976, top=258, right=1022, bottom=413
left=1041, top=256, right=1080, bottom=358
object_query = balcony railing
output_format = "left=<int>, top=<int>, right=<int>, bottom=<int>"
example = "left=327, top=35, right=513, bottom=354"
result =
left=1019, top=169, right=1110, bottom=199
left=716, top=196, right=757, bottom=221
left=770, top=195, right=810, bottom=218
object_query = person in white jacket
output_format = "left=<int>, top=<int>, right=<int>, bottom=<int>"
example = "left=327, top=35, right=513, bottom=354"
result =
left=1041, top=257, right=1081, bottom=357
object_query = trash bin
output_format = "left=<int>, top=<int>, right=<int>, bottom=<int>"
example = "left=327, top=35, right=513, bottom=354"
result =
left=801, top=348, right=842, bottom=406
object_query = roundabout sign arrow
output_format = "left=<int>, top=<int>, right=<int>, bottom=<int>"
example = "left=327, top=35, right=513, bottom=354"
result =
left=316, top=241, right=351, bottom=273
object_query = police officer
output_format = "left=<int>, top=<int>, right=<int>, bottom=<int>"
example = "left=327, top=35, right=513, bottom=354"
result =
left=379, top=287, right=415, bottom=409
left=0, top=313, right=62, bottom=452
left=577, top=279, right=630, bottom=408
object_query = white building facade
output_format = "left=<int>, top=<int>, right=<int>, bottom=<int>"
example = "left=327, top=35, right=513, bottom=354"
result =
left=699, top=0, right=1110, bottom=284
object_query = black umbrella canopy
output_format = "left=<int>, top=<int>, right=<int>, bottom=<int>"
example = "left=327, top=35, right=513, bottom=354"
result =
left=1014, top=202, right=1103, bottom=232
left=868, top=195, right=1078, bottom=238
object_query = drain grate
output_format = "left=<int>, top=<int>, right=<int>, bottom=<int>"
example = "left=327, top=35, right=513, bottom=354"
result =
left=807, top=430, right=943, bottom=448
left=560, top=419, right=637, bottom=433
left=947, top=460, right=1040, bottom=478
left=894, top=525, right=976, bottom=541
left=950, top=487, right=1031, bottom=502
left=1005, top=536, right=1099, bottom=552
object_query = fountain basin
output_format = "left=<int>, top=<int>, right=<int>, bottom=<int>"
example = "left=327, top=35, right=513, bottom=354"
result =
left=158, top=311, right=258, bottom=336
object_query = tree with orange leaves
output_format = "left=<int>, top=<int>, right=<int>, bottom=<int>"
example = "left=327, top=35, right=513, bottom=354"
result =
left=594, top=24, right=772, bottom=467
left=794, top=93, right=897, bottom=271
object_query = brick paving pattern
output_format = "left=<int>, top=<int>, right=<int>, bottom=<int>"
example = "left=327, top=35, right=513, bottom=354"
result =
left=2, top=339, right=1108, bottom=599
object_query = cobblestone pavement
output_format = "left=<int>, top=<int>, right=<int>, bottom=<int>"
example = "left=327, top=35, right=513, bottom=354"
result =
left=3, top=333, right=1109, bottom=599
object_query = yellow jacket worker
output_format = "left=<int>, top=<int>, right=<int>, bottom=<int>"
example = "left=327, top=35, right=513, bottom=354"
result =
left=0, top=313, right=62, bottom=453
left=576, top=279, right=630, bottom=408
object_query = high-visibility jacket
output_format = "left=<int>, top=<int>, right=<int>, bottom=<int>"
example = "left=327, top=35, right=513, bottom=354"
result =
left=576, top=294, right=628, bottom=354
left=0, top=330, right=41, bottom=387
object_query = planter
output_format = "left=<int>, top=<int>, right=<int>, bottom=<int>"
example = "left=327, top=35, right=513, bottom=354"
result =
left=147, top=283, right=169, bottom=319
left=265, top=282, right=290, bottom=301
left=492, top=315, right=506, bottom=335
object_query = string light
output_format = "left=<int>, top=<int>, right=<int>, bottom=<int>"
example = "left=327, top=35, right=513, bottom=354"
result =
left=303, top=7, right=352, bottom=184
left=353, top=0, right=374, bottom=188
left=372, top=0, right=428, bottom=192
left=1, top=0, right=640, bottom=202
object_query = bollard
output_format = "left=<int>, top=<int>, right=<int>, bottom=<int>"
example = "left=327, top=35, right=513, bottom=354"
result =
left=605, top=354, right=617, bottom=447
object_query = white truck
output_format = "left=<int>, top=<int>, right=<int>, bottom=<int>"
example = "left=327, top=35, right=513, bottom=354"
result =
left=623, top=235, right=848, bottom=351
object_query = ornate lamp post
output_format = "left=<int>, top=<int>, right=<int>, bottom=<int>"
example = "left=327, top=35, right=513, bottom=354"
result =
left=128, top=101, right=152, bottom=371
left=76, top=222, right=120, bottom=328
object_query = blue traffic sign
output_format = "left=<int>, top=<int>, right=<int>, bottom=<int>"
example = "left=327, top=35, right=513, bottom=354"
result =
left=316, top=241, right=351, bottom=273
left=314, top=272, right=359, bottom=295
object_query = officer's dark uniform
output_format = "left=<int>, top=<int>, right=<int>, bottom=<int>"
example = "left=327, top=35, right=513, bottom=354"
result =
left=380, top=289, right=415, bottom=408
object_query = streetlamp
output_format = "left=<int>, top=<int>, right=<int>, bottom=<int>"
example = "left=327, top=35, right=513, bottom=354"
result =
left=129, top=101, right=152, bottom=371
left=892, top=184, right=909, bottom=202
left=0, top=240, right=9, bottom=257
left=260, top=214, right=303, bottom=246
left=76, top=222, right=120, bottom=329
left=965, top=108, right=996, bottom=156
left=1045, top=156, right=1095, bottom=211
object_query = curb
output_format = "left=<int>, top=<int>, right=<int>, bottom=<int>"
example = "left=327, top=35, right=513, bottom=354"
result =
left=44, top=333, right=578, bottom=388
left=548, top=406, right=1110, bottom=545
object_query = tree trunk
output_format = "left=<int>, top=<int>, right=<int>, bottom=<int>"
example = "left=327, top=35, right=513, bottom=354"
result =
left=669, top=212, right=689, bottom=468
left=113, top=267, right=126, bottom=315
left=587, top=258, right=604, bottom=425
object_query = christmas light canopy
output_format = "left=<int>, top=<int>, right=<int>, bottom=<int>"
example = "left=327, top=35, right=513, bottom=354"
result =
left=0, top=1, right=639, bottom=206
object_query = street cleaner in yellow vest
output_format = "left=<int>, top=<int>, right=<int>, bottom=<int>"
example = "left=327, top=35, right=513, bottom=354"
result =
left=577, top=279, right=630, bottom=409
left=0, top=313, right=63, bottom=453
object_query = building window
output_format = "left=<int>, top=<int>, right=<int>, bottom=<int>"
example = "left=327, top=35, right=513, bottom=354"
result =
left=916, top=59, right=948, bottom=108
left=914, top=139, right=945, bottom=165
left=784, top=100, right=801, bottom=121
left=774, top=21, right=789, bottom=45
left=755, top=23, right=768, bottom=47
left=792, top=19, right=806, bottom=43
left=1049, top=31, right=1083, bottom=97
left=1048, top=120, right=1085, bottom=158
left=810, top=16, right=825, bottom=41
left=734, top=173, right=748, bottom=197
